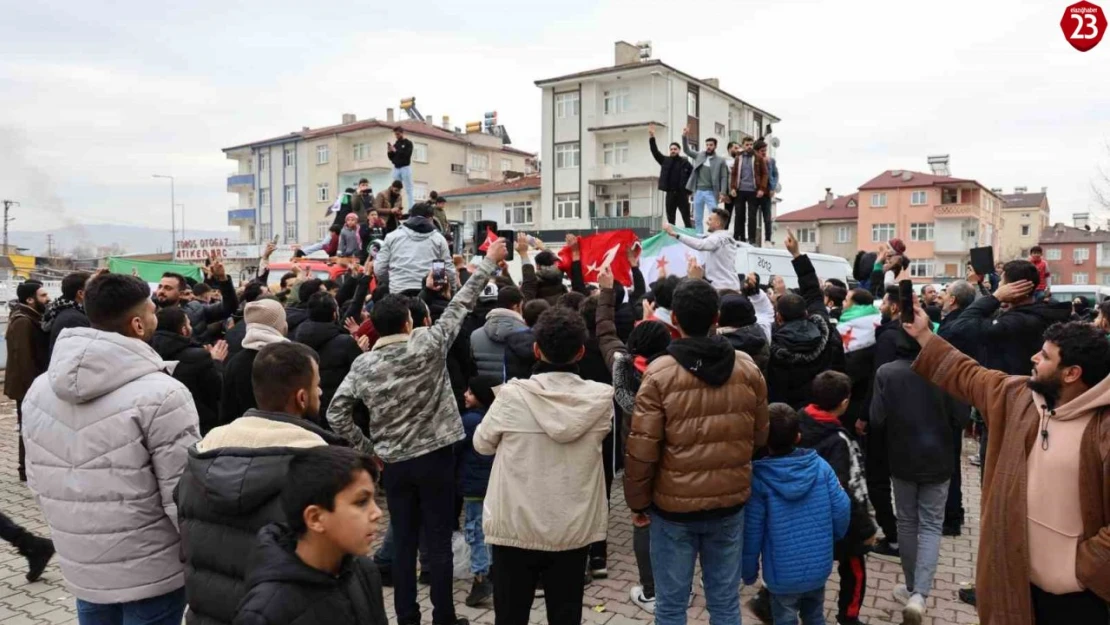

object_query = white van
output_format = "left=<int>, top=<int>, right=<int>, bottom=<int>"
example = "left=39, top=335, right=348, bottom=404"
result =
left=1048, top=284, right=1110, bottom=306
left=735, top=247, right=854, bottom=289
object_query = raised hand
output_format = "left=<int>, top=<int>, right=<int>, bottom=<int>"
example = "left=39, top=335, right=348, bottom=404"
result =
left=206, top=340, right=229, bottom=363
left=686, top=255, right=705, bottom=281
left=784, top=229, right=800, bottom=258
left=648, top=123, right=655, bottom=138
left=357, top=335, right=371, bottom=352
left=901, top=302, right=933, bottom=347
left=515, top=232, right=530, bottom=257
left=486, top=237, right=509, bottom=264
left=627, top=243, right=642, bottom=268
left=598, top=266, right=614, bottom=290
left=211, top=261, right=227, bottom=281
left=994, top=279, right=1034, bottom=304
left=344, top=317, right=361, bottom=335
left=642, top=299, right=656, bottom=321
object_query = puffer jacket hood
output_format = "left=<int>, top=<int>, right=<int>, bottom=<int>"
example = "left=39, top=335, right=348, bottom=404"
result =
left=718, top=325, right=770, bottom=370
left=510, top=372, right=613, bottom=443
left=771, top=315, right=828, bottom=363
left=49, top=327, right=171, bottom=404
left=483, top=308, right=527, bottom=343
left=752, top=448, right=820, bottom=502
left=402, top=215, right=436, bottom=234
left=666, top=335, right=737, bottom=387
left=503, top=329, right=537, bottom=380
left=245, top=524, right=348, bottom=587
left=294, top=318, right=341, bottom=350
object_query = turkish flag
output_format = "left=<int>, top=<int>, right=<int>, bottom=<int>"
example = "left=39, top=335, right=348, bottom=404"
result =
left=558, top=230, right=639, bottom=287
left=478, top=226, right=497, bottom=252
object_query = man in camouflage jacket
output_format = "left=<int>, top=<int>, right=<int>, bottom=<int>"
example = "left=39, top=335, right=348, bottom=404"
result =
left=327, top=238, right=507, bottom=625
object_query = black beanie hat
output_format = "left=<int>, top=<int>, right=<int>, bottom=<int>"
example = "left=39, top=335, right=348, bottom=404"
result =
left=468, top=375, right=499, bottom=409
left=627, top=320, right=672, bottom=359
left=719, top=293, right=757, bottom=328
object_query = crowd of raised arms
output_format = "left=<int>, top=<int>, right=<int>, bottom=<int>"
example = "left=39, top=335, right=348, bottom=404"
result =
left=4, top=166, right=1110, bottom=625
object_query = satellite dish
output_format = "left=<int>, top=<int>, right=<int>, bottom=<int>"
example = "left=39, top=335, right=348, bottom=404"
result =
left=775, top=183, right=782, bottom=193
left=770, top=137, right=781, bottom=148
left=891, top=170, right=902, bottom=177
left=902, top=172, right=913, bottom=182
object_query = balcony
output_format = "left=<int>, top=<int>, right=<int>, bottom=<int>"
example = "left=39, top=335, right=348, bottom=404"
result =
left=590, top=216, right=661, bottom=231
left=228, top=208, right=256, bottom=225
left=934, top=203, right=978, bottom=219
left=227, top=173, right=255, bottom=191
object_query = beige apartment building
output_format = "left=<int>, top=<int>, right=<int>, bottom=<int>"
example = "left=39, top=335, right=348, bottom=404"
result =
left=775, top=191, right=860, bottom=260
left=223, top=107, right=535, bottom=245
left=997, top=186, right=1051, bottom=261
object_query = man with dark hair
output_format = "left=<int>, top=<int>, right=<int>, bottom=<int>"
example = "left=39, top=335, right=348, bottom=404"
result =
left=177, top=341, right=348, bottom=625
left=24, top=273, right=200, bottom=621
left=681, top=126, right=729, bottom=235
left=474, top=306, right=614, bottom=624
left=644, top=275, right=683, bottom=339
left=375, top=180, right=406, bottom=234
left=625, top=276, right=769, bottom=625
left=152, top=307, right=227, bottom=435
left=43, top=270, right=92, bottom=357
left=283, top=278, right=324, bottom=338
left=294, top=292, right=364, bottom=419
left=824, top=283, right=848, bottom=322
left=328, top=238, right=509, bottom=625
left=5, top=280, right=49, bottom=480
left=907, top=312, right=1110, bottom=625
left=518, top=237, right=568, bottom=306
left=155, top=261, right=238, bottom=345
left=432, top=195, right=452, bottom=244
left=376, top=202, right=454, bottom=294
left=221, top=299, right=290, bottom=425
left=504, top=299, right=549, bottom=380
left=663, top=208, right=745, bottom=291
left=648, top=123, right=693, bottom=228
left=766, top=231, right=845, bottom=408
left=192, top=283, right=213, bottom=304
left=388, top=125, right=415, bottom=208
left=751, top=140, right=774, bottom=245
left=470, top=285, right=526, bottom=378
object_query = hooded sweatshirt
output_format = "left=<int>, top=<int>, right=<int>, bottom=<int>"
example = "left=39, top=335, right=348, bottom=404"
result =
left=375, top=216, right=454, bottom=294
left=473, top=367, right=614, bottom=551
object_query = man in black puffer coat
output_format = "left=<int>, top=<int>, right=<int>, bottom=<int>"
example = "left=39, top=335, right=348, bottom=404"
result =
left=715, top=292, right=769, bottom=371
left=504, top=299, right=549, bottom=380
left=177, top=342, right=350, bottom=625
left=152, top=307, right=226, bottom=435
left=293, top=292, right=363, bottom=422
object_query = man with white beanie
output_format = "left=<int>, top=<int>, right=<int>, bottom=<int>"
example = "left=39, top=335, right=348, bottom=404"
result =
left=219, top=299, right=290, bottom=425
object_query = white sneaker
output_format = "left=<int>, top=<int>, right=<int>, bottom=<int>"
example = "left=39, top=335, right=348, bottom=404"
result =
left=902, top=593, right=926, bottom=625
left=630, top=586, right=655, bottom=615
left=893, top=583, right=912, bottom=604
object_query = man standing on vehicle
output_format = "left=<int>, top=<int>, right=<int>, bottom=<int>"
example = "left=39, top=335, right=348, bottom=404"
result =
left=682, top=127, right=729, bottom=236
left=648, top=123, right=693, bottom=229
left=388, top=126, right=415, bottom=209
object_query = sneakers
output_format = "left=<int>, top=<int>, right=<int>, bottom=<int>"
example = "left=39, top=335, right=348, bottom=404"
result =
left=465, top=576, right=492, bottom=607
left=969, top=455, right=982, bottom=467
left=871, top=538, right=900, bottom=559
left=18, top=536, right=54, bottom=582
left=835, top=617, right=863, bottom=625
left=588, top=556, right=608, bottom=579
left=902, top=593, right=926, bottom=625
left=893, top=583, right=912, bottom=604
left=629, top=586, right=655, bottom=615
left=747, top=587, right=773, bottom=624
left=958, top=586, right=977, bottom=606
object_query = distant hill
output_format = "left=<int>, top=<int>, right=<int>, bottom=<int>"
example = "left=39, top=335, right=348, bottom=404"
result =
left=7, top=225, right=239, bottom=257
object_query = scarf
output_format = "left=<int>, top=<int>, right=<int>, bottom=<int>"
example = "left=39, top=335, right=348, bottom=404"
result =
left=41, top=298, right=83, bottom=332
left=242, top=323, right=289, bottom=351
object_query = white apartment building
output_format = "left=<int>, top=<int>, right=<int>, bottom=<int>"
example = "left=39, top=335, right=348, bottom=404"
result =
left=534, top=41, right=781, bottom=237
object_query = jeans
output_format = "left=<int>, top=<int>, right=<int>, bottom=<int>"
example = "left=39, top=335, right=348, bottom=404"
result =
left=464, top=500, right=490, bottom=576
left=769, top=586, right=826, bottom=625
left=651, top=509, right=744, bottom=625
left=665, top=191, right=692, bottom=229
left=382, top=445, right=457, bottom=625
left=76, top=587, right=186, bottom=625
left=692, top=189, right=717, bottom=235
left=892, top=477, right=949, bottom=598
left=1031, top=583, right=1110, bottom=624
left=392, top=165, right=415, bottom=210
left=491, top=545, right=588, bottom=625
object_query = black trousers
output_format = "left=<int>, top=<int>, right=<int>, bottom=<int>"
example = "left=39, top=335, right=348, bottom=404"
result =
left=382, top=445, right=457, bottom=625
left=16, top=400, right=25, bottom=480
left=0, top=511, right=31, bottom=546
left=492, top=545, right=589, bottom=625
left=837, top=554, right=867, bottom=620
left=747, top=193, right=772, bottom=243
left=589, top=427, right=617, bottom=565
left=945, top=428, right=964, bottom=527
left=664, top=191, right=692, bottom=229
left=865, top=429, right=897, bottom=544
left=736, top=191, right=759, bottom=242
left=1031, top=584, right=1109, bottom=624
left=725, top=196, right=746, bottom=241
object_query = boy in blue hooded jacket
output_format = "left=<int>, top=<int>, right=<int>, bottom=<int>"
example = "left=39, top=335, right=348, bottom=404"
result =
left=742, top=403, right=850, bottom=625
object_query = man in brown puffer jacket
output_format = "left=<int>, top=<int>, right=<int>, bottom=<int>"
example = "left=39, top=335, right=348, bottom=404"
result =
left=624, top=277, right=769, bottom=625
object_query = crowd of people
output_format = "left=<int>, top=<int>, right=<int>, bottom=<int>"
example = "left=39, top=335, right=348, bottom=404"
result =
left=2, top=180, right=1110, bottom=625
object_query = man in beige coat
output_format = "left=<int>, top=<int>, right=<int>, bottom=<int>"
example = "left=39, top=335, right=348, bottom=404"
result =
left=474, top=306, right=613, bottom=625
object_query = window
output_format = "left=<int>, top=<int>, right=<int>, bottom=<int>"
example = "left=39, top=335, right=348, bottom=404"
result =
left=910, top=259, right=936, bottom=279
left=555, top=194, right=581, bottom=220
left=316, top=183, right=329, bottom=202
left=461, top=204, right=482, bottom=225
left=910, top=190, right=928, bottom=205
left=603, top=194, right=631, bottom=218
left=836, top=225, right=853, bottom=244
left=413, top=182, right=429, bottom=201
left=602, top=141, right=630, bottom=165
left=555, top=92, right=580, bottom=118
left=752, top=113, right=763, bottom=139
left=603, top=88, right=630, bottom=115
left=555, top=143, right=580, bottom=169
left=259, top=223, right=272, bottom=242
left=1021, top=224, right=1031, bottom=237
left=1074, top=247, right=1090, bottom=262
left=870, top=193, right=887, bottom=208
left=687, top=91, right=698, bottom=118
left=284, top=185, right=296, bottom=203
left=247, top=225, right=256, bottom=241
left=284, top=148, right=295, bottom=167
left=316, top=145, right=329, bottom=165
left=316, top=220, right=330, bottom=240
left=451, top=163, right=466, bottom=174
left=796, top=228, right=816, bottom=244
left=501, top=158, right=512, bottom=172
left=872, top=223, right=896, bottom=242
left=714, top=123, right=726, bottom=137
left=352, top=143, right=370, bottom=161
left=910, top=222, right=935, bottom=241
left=1103, top=273, right=1110, bottom=286
left=413, top=142, right=428, bottom=163
left=284, top=221, right=297, bottom=242
left=504, top=201, right=533, bottom=225
left=1046, top=247, right=1062, bottom=261
left=469, top=153, right=489, bottom=171
left=1074, top=272, right=1089, bottom=285
left=258, top=152, right=269, bottom=171
left=259, top=188, right=270, bottom=205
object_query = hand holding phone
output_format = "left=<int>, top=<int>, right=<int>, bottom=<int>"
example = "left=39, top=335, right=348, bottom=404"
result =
left=431, top=260, right=447, bottom=286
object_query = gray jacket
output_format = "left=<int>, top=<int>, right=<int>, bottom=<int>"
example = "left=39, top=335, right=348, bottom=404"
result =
left=22, top=328, right=201, bottom=604
left=684, top=142, right=730, bottom=196
left=375, top=216, right=455, bottom=293
left=470, top=308, right=527, bottom=378
left=328, top=257, right=496, bottom=463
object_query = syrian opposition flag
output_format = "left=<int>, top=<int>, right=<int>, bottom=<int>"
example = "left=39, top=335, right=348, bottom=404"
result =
left=640, top=227, right=706, bottom=286
left=837, top=304, right=883, bottom=353
left=557, top=230, right=639, bottom=287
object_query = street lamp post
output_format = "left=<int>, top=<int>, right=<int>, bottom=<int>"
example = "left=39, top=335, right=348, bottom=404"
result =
left=176, top=203, right=185, bottom=241
left=152, top=174, right=176, bottom=257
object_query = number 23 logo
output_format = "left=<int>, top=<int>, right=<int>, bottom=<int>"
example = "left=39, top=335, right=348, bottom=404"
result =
left=1061, top=1, right=1106, bottom=52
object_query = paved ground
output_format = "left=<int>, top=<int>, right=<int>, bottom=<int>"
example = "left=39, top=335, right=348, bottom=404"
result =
left=0, top=395, right=982, bottom=624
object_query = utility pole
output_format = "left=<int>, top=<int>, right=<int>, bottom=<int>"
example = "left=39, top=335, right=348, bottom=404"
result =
left=152, top=174, right=176, bottom=257
left=45, top=233, right=54, bottom=257
left=2, top=199, right=18, bottom=252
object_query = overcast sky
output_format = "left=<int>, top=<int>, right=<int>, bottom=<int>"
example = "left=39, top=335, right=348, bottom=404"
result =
left=2, top=0, right=1108, bottom=234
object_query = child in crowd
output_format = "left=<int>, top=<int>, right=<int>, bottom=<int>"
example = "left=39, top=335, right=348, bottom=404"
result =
left=296, top=224, right=342, bottom=258
left=458, top=376, right=499, bottom=607
left=233, top=447, right=387, bottom=625
left=366, top=210, right=387, bottom=244
left=338, top=212, right=362, bottom=258
left=742, top=403, right=850, bottom=625
left=1029, top=245, right=1049, bottom=300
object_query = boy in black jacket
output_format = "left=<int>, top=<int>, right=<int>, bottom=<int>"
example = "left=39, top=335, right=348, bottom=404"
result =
left=234, top=447, right=387, bottom=625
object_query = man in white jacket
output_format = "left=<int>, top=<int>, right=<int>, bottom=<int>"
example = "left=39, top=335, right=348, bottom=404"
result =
left=663, top=209, right=750, bottom=292
left=23, top=273, right=201, bottom=624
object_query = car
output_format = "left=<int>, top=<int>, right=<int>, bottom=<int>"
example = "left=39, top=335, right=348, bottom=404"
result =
left=1046, top=284, right=1110, bottom=307
left=267, top=260, right=348, bottom=285
left=734, top=246, right=854, bottom=290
